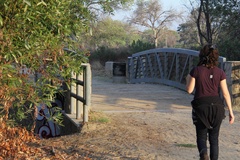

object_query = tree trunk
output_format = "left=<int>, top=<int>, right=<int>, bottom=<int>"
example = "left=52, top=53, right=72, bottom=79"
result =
left=197, top=1, right=204, bottom=45
left=197, top=0, right=213, bottom=45
left=203, top=0, right=212, bottom=44
left=154, top=29, right=158, bottom=48
left=155, top=38, right=158, bottom=48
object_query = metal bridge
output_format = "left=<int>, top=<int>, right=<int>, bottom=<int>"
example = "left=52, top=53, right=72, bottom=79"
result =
left=128, top=48, right=226, bottom=90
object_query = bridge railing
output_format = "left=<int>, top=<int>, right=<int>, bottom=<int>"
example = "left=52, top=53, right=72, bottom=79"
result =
left=62, top=63, right=91, bottom=125
left=128, top=48, right=226, bottom=90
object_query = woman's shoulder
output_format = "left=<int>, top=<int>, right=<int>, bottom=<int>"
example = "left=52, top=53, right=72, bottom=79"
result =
left=213, top=67, right=226, bottom=76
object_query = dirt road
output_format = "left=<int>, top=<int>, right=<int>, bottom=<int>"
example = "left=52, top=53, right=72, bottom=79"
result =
left=87, top=75, right=240, bottom=160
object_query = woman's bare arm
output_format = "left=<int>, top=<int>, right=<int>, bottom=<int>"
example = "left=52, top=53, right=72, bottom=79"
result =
left=186, top=74, right=195, bottom=94
left=220, top=79, right=234, bottom=124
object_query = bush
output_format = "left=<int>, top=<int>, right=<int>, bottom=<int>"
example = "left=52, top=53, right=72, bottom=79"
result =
left=90, top=46, right=131, bottom=66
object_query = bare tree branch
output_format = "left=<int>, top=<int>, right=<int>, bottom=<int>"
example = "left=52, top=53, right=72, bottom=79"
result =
left=129, top=0, right=182, bottom=47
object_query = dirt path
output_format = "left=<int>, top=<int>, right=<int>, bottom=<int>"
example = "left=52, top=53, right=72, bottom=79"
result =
left=42, top=75, right=240, bottom=160
left=87, top=76, right=240, bottom=160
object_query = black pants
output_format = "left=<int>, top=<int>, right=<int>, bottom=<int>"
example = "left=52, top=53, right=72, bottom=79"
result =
left=195, top=119, right=222, bottom=160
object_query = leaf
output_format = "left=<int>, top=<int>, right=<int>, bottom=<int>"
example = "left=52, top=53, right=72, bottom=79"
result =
left=0, top=15, right=3, bottom=27
left=23, top=0, right=31, bottom=6
left=12, top=54, right=19, bottom=63
left=37, top=1, right=47, bottom=6
left=24, top=5, right=28, bottom=13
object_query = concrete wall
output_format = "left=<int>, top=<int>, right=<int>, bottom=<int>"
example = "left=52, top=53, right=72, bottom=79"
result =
left=105, top=61, right=127, bottom=83
left=105, top=61, right=114, bottom=78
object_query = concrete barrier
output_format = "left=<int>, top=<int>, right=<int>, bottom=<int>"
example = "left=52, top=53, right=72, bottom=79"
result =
left=105, top=61, right=126, bottom=83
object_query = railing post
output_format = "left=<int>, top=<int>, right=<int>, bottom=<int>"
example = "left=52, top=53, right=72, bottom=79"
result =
left=70, top=72, right=76, bottom=114
left=83, top=63, right=91, bottom=123
left=176, top=53, right=180, bottom=81
left=164, top=52, right=168, bottom=79
left=76, top=73, right=83, bottom=119
left=127, top=57, right=131, bottom=83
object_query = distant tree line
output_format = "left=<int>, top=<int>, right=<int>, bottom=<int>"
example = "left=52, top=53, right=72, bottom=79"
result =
left=89, top=0, right=240, bottom=64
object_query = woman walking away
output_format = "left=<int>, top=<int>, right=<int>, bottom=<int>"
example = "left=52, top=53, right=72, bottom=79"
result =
left=186, top=44, right=234, bottom=160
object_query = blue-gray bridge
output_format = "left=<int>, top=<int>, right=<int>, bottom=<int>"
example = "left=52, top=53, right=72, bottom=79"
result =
left=128, top=48, right=226, bottom=90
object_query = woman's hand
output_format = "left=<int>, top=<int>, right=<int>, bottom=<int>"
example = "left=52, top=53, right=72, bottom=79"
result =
left=229, top=112, right=235, bottom=124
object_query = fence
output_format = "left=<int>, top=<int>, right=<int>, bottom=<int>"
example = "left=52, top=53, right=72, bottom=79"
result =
left=64, top=63, right=91, bottom=124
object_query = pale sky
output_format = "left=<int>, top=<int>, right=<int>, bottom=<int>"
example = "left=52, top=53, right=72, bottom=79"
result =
left=161, top=0, right=189, bottom=10
left=111, top=0, right=190, bottom=30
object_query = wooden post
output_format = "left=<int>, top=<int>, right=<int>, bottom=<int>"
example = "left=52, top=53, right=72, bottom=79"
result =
left=76, top=74, right=83, bottom=119
left=83, top=63, right=91, bottom=123
left=70, top=72, right=76, bottom=114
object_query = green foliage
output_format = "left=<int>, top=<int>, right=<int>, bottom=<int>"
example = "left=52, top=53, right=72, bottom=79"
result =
left=88, top=17, right=140, bottom=49
left=0, top=0, right=90, bottom=128
left=90, top=46, right=131, bottom=65
left=177, top=22, right=201, bottom=50
left=178, top=0, right=240, bottom=60
left=90, top=39, right=155, bottom=65
left=130, top=40, right=155, bottom=53
left=218, top=38, right=240, bottom=60
left=92, top=18, right=129, bottom=47
left=7, top=103, right=35, bottom=130
left=84, top=0, right=134, bottom=14
left=88, top=17, right=142, bottom=65
left=213, top=1, right=240, bottom=60
left=0, top=0, right=134, bottom=130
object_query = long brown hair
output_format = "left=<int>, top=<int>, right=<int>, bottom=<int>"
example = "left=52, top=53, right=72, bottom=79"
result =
left=197, top=44, right=219, bottom=68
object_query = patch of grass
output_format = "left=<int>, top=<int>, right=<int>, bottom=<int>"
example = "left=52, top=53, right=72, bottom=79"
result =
left=95, top=117, right=109, bottom=123
left=89, top=111, right=110, bottom=123
left=176, top=143, right=196, bottom=148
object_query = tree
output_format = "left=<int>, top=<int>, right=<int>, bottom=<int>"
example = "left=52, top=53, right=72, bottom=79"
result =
left=196, top=0, right=211, bottom=44
left=139, top=27, right=179, bottom=48
left=84, top=0, right=134, bottom=13
left=88, top=17, right=142, bottom=65
left=0, top=0, right=133, bottom=130
left=177, top=8, right=201, bottom=49
left=163, top=29, right=179, bottom=48
left=129, top=0, right=182, bottom=48
left=130, top=39, right=155, bottom=53
left=212, top=0, right=240, bottom=60
left=191, top=0, right=240, bottom=59
left=67, top=0, right=134, bottom=48
left=89, top=17, right=139, bottom=49
left=192, top=0, right=239, bottom=45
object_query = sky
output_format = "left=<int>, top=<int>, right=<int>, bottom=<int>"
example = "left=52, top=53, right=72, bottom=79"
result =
left=111, top=0, right=191, bottom=30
